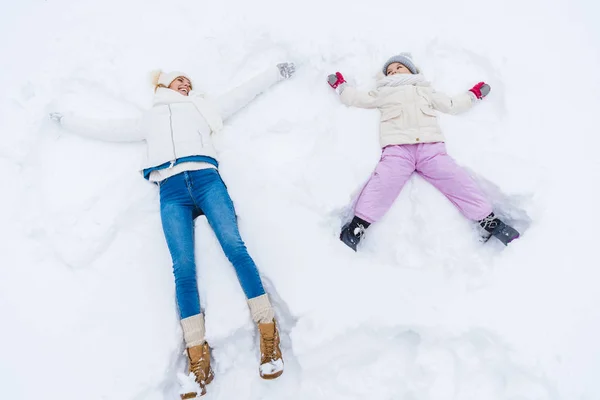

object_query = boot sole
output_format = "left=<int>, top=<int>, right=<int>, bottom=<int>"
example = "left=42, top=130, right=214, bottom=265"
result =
left=181, top=391, right=205, bottom=399
left=205, top=368, right=215, bottom=385
left=181, top=368, right=214, bottom=399
left=260, top=369, right=284, bottom=380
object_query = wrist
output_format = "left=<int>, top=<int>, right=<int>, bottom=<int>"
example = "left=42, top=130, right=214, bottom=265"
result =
left=468, top=91, right=480, bottom=102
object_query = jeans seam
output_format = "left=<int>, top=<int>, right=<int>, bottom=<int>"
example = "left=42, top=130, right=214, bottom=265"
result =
left=184, top=172, right=203, bottom=216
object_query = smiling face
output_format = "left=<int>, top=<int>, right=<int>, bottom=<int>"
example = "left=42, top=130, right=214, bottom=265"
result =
left=386, top=62, right=412, bottom=76
left=168, top=76, right=192, bottom=96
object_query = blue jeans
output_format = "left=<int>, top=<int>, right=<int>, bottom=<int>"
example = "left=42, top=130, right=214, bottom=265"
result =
left=159, top=169, right=266, bottom=319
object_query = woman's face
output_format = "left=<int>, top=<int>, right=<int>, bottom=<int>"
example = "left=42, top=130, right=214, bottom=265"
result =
left=168, top=76, right=192, bottom=96
left=386, top=62, right=412, bottom=76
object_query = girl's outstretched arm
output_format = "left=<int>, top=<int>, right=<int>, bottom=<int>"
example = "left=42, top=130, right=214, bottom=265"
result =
left=430, top=82, right=490, bottom=115
left=327, top=72, right=379, bottom=109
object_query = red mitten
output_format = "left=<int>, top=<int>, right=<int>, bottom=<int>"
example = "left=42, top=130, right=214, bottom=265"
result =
left=469, top=82, right=491, bottom=99
left=327, top=72, right=346, bottom=89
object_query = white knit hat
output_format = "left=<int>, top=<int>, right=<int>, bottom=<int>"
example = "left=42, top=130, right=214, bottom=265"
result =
left=382, top=53, right=419, bottom=75
left=150, top=70, right=193, bottom=90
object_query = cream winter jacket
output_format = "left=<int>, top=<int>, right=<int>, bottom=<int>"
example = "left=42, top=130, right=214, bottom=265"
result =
left=60, top=66, right=284, bottom=174
left=339, top=75, right=475, bottom=148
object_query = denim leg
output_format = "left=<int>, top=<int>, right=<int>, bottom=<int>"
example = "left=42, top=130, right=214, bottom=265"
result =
left=190, top=170, right=266, bottom=299
left=160, top=176, right=201, bottom=319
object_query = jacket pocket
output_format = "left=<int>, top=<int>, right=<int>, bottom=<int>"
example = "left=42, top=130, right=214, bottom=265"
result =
left=419, top=106, right=438, bottom=126
left=381, top=107, right=404, bottom=122
left=197, top=130, right=205, bottom=147
left=420, top=106, right=437, bottom=117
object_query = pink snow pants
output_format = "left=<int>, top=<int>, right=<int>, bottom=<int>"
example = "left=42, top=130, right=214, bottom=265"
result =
left=354, top=143, right=493, bottom=223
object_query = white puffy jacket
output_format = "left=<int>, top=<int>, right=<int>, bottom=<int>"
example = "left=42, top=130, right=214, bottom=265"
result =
left=60, top=66, right=284, bottom=173
left=339, top=75, right=475, bottom=147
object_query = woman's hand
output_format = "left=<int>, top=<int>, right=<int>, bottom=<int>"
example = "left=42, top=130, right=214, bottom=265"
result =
left=277, top=62, right=296, bottom=79
left=49, top=112, right=64, bottom=123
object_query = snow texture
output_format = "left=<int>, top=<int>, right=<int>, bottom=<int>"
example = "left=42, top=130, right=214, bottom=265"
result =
left=1, top=0, right=599, bottom=399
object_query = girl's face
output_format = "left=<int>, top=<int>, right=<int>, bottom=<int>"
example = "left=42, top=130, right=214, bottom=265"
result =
left=168, top=76, right=192, bottom=96
left=386, top=62, right=412, bottom=76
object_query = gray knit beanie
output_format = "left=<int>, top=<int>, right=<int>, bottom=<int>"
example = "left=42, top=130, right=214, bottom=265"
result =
left=382, top=52, right=419, bottom=75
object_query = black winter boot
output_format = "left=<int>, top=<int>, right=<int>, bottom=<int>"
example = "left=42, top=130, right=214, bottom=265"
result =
left=479, top=213, right=520, bottom=245
left=340, top=216, right=370, bottom=251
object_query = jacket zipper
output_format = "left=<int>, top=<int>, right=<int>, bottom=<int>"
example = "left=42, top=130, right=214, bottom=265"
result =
left=192, top=102, right=213, bottom=143
left=168, top=105, right=176, bottom=168
left=413, top=88, right=419, bottom=133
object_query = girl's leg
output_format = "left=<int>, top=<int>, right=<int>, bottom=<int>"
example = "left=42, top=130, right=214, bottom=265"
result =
left=415, top=142, right=493, bottom=221
left=354, top=145, right=418, bottom=224
left=340, top=145, right=417, bottom=251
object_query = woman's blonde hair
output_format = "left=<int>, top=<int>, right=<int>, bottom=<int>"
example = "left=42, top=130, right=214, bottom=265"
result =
left=150, top=69, right=163, bottom=92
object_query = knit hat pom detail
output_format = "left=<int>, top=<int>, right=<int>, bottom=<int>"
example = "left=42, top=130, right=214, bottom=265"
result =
left=382, top=52, right=419, bottom=75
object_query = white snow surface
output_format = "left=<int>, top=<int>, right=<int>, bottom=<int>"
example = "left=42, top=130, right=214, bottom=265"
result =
left=1, top=0, right=600, bottom=399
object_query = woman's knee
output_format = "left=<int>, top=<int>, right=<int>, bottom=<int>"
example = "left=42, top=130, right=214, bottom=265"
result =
left=224, top=240, right=249, bottom=258
left=174, top=270, right=198, bottom=290
left=173, top=257, right=196, bottom=277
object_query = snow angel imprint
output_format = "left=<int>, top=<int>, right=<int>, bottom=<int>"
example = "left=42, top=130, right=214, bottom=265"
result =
left=327, top=53, right=519, bottom=251
left=50, top=61, right=296, bottom=398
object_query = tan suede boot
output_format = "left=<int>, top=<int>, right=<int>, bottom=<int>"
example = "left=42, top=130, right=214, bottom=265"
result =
left=180, top=342, right=215, bottom=399
left=257, top=319, right=284, bottom=379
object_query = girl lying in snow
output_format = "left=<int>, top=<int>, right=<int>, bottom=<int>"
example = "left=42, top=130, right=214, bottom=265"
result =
left=327, top=53, right=519, bottom=251
left=49, top=62, right=296, bottom=398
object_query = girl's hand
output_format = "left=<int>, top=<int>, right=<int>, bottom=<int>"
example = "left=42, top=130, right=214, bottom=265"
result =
left=469, top=82, right=491, bottom=99
left=277, top=63, right=296, bottom=79
left=327, top=72, right=346, bottom=89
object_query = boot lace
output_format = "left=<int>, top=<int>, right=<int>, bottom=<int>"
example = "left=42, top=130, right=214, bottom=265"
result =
left=190, top=357, right=209, bottom=384
left=479, top=213, right=498, bottom=232
left=353, top=224, right=366, bottom=239
left=262, top=333, right=276, bottom=362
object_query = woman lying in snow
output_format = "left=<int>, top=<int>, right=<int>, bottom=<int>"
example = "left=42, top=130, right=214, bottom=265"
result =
left=327, top=53, right=519, bottom=251
left=49, top=62, right=296, bottom=398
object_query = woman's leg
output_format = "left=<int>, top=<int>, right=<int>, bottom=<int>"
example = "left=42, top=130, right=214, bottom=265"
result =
left=190, top=170, right=267, bottom=303
left=189, top=169, right=283, bottom=379
left=159, top=176, right=202, bottom=320
left=160, top=174, right=214, bottom=398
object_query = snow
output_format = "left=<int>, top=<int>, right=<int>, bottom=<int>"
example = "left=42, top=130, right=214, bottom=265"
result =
left=178, top=372, right=203, bottom=398
left=1, top=0, right=599, bottom=399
